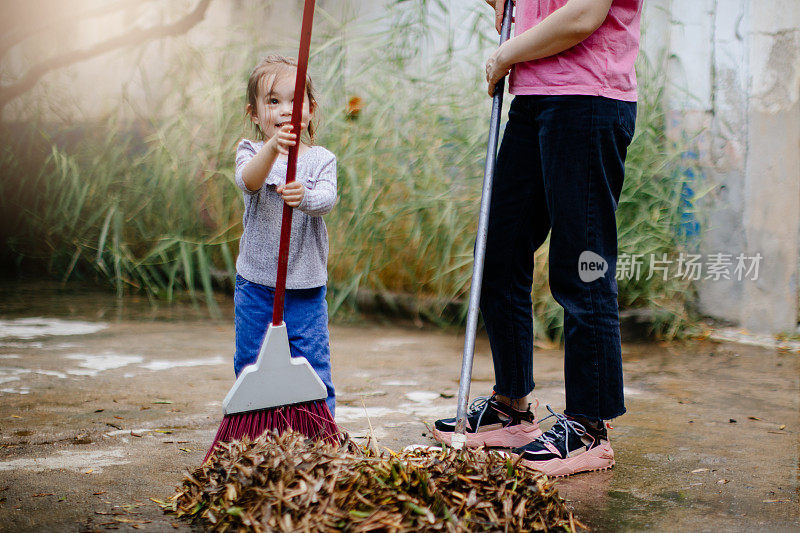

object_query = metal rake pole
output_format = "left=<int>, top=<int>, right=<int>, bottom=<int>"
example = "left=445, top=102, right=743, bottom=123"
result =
left=452, top=0, right=514, bottom=450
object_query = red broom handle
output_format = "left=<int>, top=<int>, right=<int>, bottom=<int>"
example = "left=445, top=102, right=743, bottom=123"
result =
left=272, top=0, right=316, bottom=326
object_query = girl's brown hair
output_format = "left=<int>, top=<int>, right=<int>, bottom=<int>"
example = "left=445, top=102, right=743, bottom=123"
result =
left=246, top=55, right=318, bottom=143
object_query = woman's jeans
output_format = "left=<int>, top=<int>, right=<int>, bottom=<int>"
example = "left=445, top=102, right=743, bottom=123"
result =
left=480, top=95, right=636, bottom=421
left=233, top=274, right=335, bottom=416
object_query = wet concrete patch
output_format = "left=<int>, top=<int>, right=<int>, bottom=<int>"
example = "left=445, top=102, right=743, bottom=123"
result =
left=139, top=356, right=225, bottom=371
left=0, top=318, right=108, bottom=339
left=0, top=448, right=129, bottom=473
left=64, top=353, right=144, bottom=376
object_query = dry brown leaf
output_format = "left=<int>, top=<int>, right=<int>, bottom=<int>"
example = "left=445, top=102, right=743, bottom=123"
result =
left=164, top=431, right=583, bottom=532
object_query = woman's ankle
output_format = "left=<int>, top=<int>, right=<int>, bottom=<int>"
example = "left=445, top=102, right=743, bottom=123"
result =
left=495, top=394, right=530, bottom=412
left=568, top=414, right=605, bottom=435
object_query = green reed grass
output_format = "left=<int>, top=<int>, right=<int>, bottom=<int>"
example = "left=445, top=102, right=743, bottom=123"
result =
left=0, top=1, right=703, bottom=339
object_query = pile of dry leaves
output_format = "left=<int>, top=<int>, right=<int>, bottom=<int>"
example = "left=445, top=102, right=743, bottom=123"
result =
left=164, top=431, right=585, bottom=532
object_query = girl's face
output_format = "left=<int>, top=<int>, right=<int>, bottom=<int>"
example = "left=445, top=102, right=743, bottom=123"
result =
left=251, top=70, right=314, bottom=142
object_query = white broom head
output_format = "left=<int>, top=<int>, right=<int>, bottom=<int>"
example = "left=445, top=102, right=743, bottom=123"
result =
left=222, top=323, right=327, bottom=415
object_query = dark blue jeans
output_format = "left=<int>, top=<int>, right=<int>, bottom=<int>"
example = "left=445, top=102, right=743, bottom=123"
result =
left=233, top=274, right=335, bottom=416
left=480, top=95, right=636, bottom=421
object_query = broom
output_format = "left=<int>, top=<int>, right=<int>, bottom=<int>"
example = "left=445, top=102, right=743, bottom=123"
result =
left=205, top=0, right=339, bottom=463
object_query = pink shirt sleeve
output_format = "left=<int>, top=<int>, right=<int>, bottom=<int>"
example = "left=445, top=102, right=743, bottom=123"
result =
left=509, top=0, right=643, bottom=102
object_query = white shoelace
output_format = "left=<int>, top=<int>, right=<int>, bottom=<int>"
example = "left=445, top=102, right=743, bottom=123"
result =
left=534, top=405, right=588, bottom=457
left=466, top=395, right=492, bottom=429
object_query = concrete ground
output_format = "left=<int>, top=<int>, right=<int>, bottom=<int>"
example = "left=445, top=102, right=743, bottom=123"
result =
left=0, top=284, right=797, bottom=532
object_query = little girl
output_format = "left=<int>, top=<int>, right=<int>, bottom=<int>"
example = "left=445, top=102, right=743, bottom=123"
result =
left=233, top=55, right=337, bottom=415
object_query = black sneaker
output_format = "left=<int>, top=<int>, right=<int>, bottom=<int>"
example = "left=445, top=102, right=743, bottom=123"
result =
left=431, top=394, right=541, bottom=448
left=512, top=405, right=614, bottom=476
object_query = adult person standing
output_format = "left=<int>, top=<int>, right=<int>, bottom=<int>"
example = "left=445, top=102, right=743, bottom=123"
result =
left=433, top=0, right=641, bottom=476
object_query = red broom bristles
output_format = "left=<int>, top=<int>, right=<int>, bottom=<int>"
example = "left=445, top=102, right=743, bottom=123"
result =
left=204, top=400, right=340, bottom=463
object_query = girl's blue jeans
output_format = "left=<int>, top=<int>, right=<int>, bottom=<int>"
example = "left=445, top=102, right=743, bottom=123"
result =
left=233, top=274, right=335, bottom=416
left=481, top=95, right=636, bottom=421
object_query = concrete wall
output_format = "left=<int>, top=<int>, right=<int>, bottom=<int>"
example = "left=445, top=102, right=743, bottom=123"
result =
left=645, top=0, right=800, bottom=334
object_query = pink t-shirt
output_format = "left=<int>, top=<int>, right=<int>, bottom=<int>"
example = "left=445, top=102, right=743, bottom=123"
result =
left=509, top=0, right=642, bottom=102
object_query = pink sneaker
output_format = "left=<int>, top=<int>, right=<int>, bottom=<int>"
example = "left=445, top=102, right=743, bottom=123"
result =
left=513, top=405, right=614, bottom=477
left=432, top=395, right=542, bottom=448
